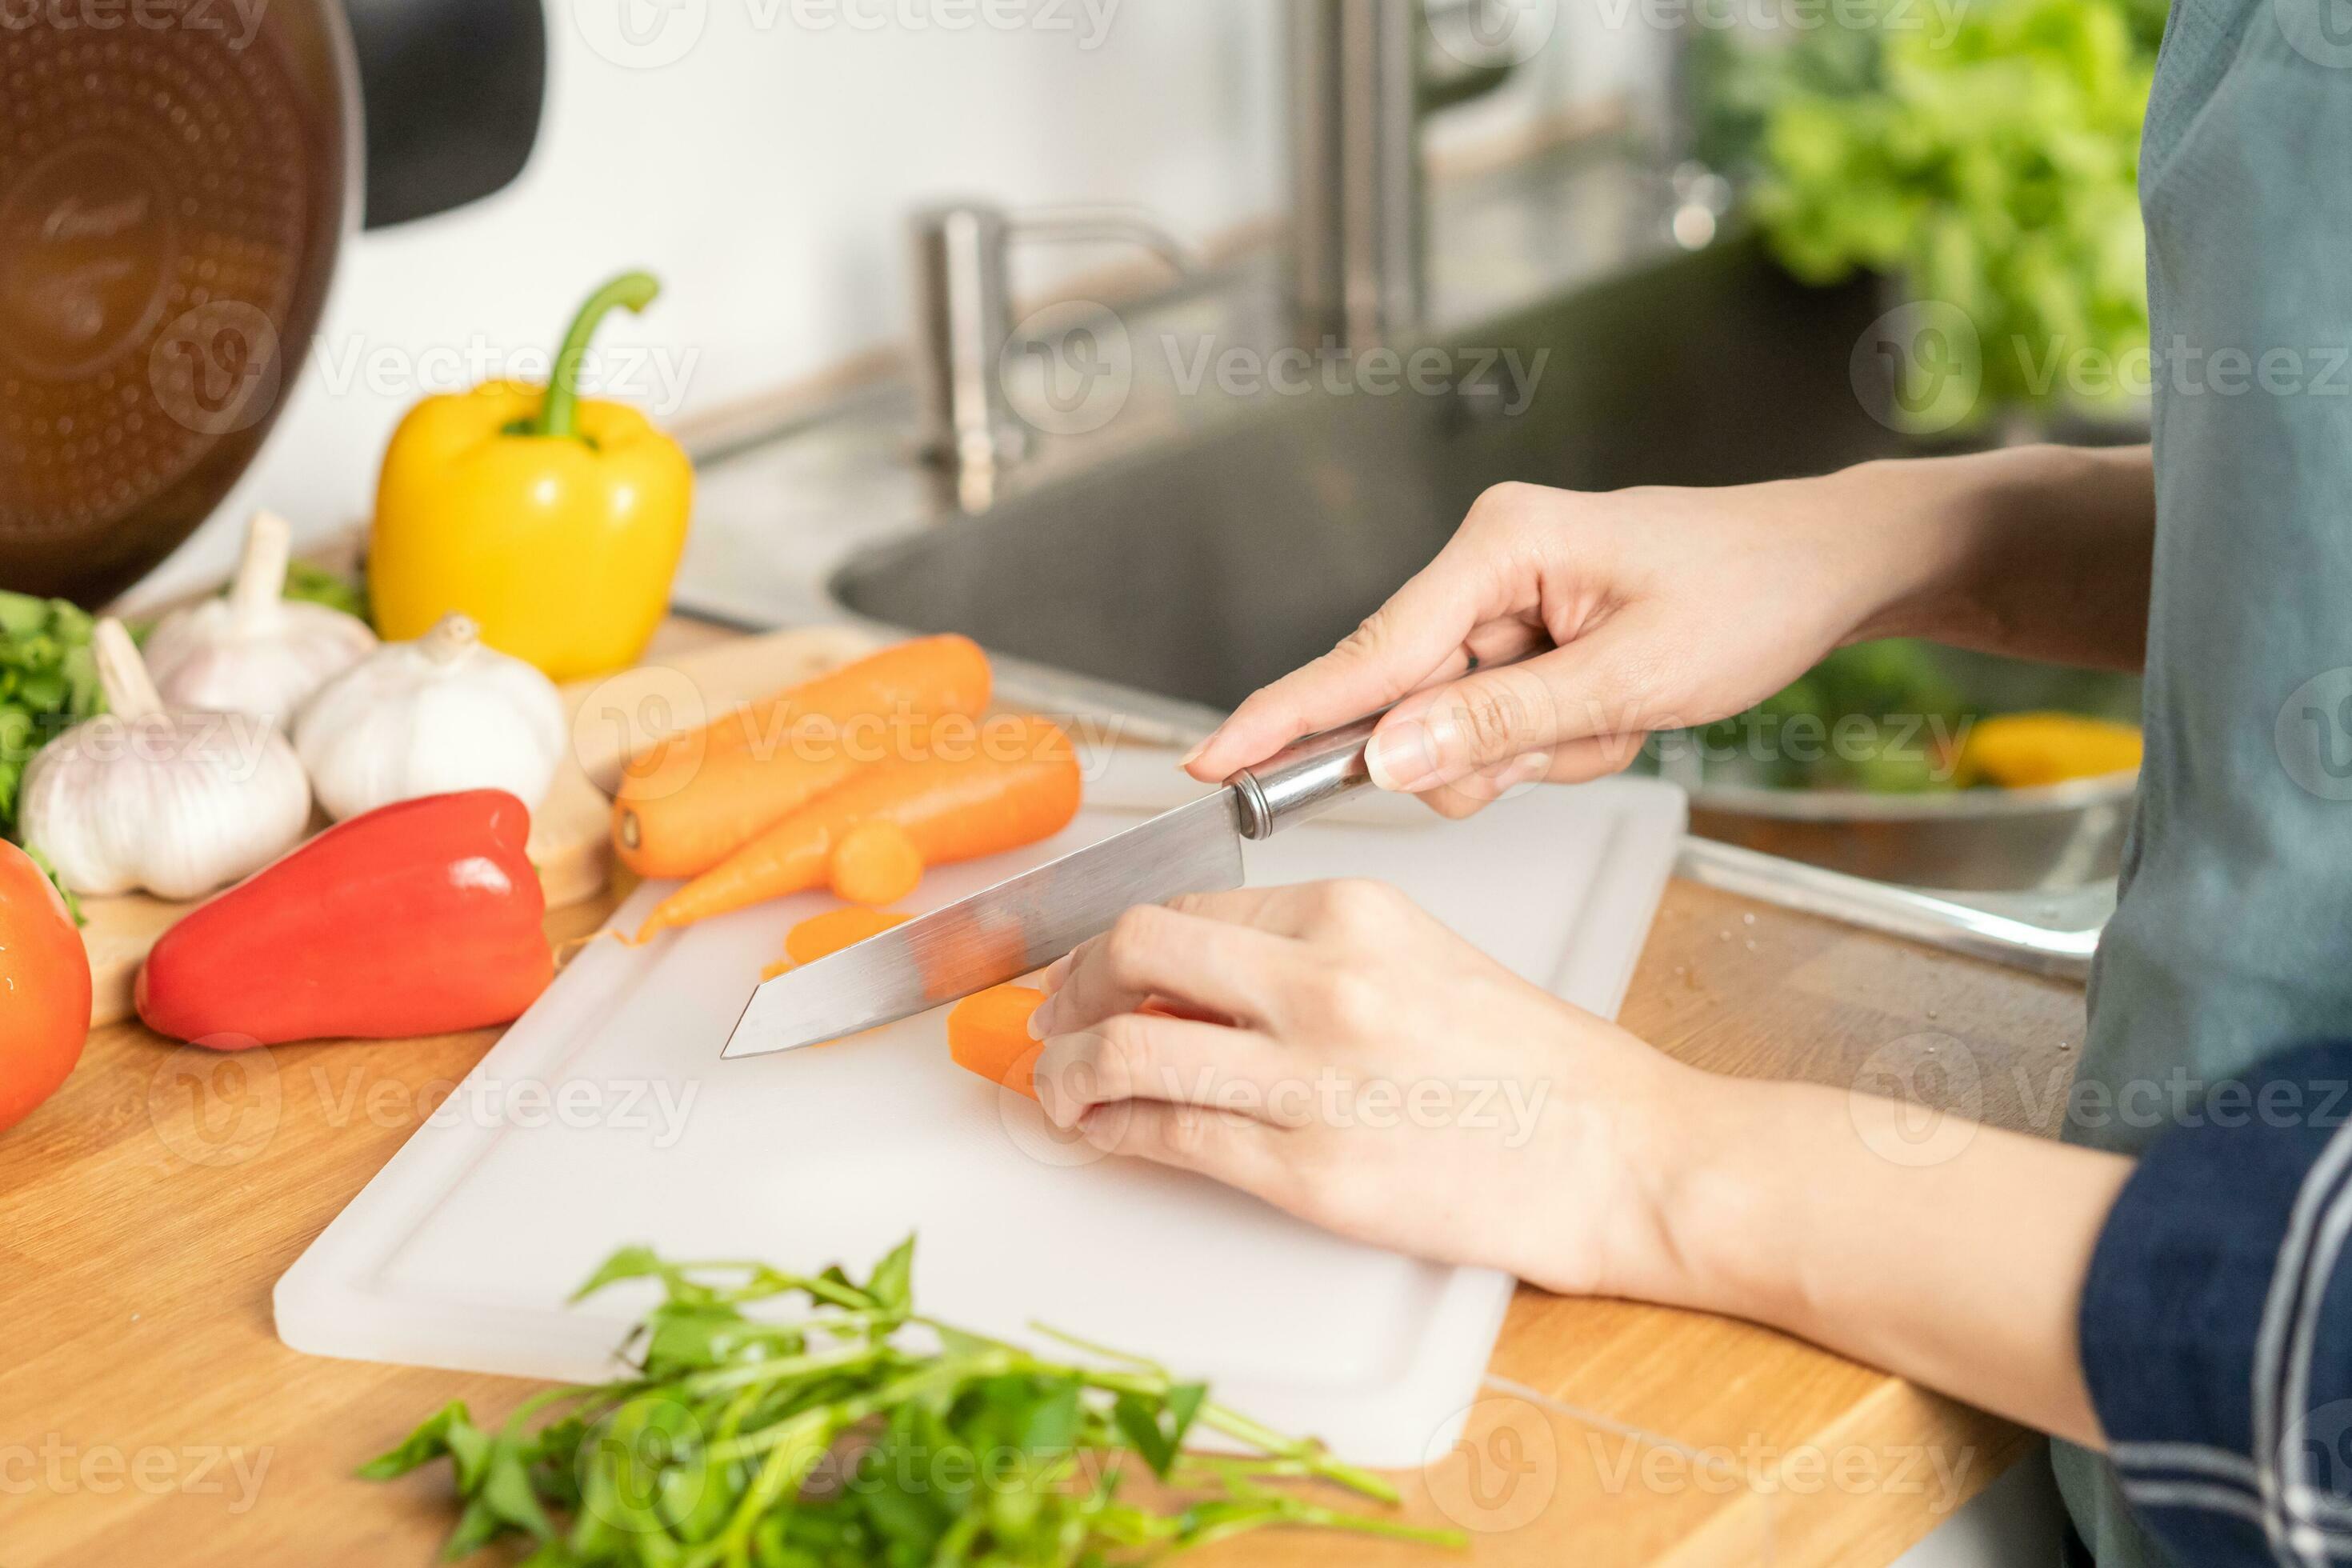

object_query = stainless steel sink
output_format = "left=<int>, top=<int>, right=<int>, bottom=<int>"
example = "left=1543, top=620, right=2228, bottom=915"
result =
left=830, top=235, right=1902, bottom=714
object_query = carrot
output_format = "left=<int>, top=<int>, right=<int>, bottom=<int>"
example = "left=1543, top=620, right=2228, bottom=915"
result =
left=758, top=906, right=913, bottom=981
left=613, top=634, right=991, bottom=879
left=786, top=905, right=914, bottom=965
left=947, top=993, right=1215, bottom=1095
left=634, top=713, right=1081, bottom=940
left=947, top=985, right=1046, bottom=1098
left=829, top=819, right=923, bottom=906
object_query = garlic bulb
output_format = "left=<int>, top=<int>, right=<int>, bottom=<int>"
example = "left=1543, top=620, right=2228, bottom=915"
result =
left=143, top=510, right=377, bottom=728
left=22, top=620, right=313, bottom=900
left=295, top=613, right=567, bottom=822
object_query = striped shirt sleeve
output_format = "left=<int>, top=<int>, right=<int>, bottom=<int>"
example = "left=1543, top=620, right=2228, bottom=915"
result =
left=2082, top=1039, right=2352, bottom=1566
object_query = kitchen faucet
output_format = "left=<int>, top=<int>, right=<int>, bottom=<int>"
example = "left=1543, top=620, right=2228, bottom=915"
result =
left=908, top=2, right=1519, bottom=496
left=1287, top=0, right=1516, bottom=349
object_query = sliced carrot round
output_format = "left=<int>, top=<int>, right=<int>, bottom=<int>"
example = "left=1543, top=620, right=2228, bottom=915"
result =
left=828, top=818, right=925, bottom=906
left=779, top=906, right=913, bottom=973
left=947, top=984, right=1046, bottom=1100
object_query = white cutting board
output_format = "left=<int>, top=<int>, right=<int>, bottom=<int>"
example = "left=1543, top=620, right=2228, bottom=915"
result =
left=276, top=762, right=1685, bottom=1466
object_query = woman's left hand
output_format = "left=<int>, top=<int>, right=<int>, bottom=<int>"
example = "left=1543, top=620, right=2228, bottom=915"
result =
left=1026, top=878, right=1696, bottom=1297
left=1028, top=878, right=2134, bottom=1450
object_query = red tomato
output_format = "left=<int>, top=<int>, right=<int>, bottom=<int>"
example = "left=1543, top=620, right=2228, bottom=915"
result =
left=0, top=841, right=91, bottom=1133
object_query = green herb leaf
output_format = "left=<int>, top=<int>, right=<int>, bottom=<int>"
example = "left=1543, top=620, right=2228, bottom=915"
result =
left=358, top=1401, right=481, bottom=1480
left=0, top=594, right=102, bottom=842
left=570, top=1245, right=663, bottom=1301
left=441, top=1495, right=506, bottom=1561
left=866, top=1234, right=915, bottom=1317
left=1019, top=1381, right=1082, bottom=1452
left=20, top=843, right=82, bottom=927
left=1111, top=1393, right=1189, bottom=1478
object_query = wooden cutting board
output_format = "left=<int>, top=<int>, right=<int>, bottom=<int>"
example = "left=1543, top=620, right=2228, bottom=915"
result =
left=78, top=621, right=880, bottom=1029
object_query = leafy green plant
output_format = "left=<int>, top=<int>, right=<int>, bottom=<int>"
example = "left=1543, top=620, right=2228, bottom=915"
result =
left=1684, top=639, right=1973, bottom=792
left=362, top=1236, right=1463, bottom=1566
left=1706, top=0, right=2164, bottom=427
left=0, top=591, right=102, bottom=840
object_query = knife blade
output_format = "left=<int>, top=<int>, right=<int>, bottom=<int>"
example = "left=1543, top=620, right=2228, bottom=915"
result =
left=718, top=710, right=1382, bottom=1059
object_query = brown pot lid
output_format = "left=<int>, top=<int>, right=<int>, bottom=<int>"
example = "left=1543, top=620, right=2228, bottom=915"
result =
left=0, top=0, right=353, bottom=608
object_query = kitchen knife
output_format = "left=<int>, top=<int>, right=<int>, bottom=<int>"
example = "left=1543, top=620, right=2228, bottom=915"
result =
left=718, top=711, right=1382, bottom=1058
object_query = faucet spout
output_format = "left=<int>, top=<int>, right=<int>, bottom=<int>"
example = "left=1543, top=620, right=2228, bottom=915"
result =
left=1287, top=0, right=1424, bottom=350
left=1285, top=0, right=1523, bottom=350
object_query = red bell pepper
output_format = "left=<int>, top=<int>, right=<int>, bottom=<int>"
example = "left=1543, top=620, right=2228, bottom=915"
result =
left=136, top=790, right=554, bottom=1047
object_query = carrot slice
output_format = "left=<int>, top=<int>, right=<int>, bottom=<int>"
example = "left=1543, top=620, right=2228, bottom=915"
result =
left=828, top=819, right=923, bottom=906
left=947, top=985, right=1046, bottom=1099
left=613, top=634, right=991, bottom=880
left=635, top=714, right=1079, bottom=940
left=758, top=906, right=914, bottom=981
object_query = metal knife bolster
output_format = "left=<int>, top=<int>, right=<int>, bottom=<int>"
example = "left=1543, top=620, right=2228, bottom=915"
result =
left=1226, top=712, right=1383, bottom=839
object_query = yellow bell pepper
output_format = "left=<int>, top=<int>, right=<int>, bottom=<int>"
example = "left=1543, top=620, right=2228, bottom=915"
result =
left=370, top=272, right=694, bottom=682
left=1954, top=712, right=2144, bottom=788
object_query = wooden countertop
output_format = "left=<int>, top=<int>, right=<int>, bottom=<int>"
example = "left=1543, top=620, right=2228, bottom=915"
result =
left=0, top=630, right=2087, bottom=1568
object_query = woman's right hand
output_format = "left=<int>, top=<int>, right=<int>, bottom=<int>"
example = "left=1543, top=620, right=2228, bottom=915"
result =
left=1184, top=464, right=1967, bottom=815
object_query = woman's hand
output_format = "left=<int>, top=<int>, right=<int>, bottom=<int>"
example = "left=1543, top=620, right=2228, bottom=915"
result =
left=1182, top=474, right=1919, bottom=815
left=1024, top=878, right=1697, bottom=1298
left=1026, top=877, right=2133, bottom=1448
left=1183, top=446, right=2157, bottom=815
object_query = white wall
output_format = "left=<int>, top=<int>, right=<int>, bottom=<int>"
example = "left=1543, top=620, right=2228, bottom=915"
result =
left=138, top=0, right=1656, bottom=604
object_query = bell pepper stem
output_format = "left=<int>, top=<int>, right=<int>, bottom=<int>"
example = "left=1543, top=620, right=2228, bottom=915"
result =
left=536, top=270, right=662, bottom=442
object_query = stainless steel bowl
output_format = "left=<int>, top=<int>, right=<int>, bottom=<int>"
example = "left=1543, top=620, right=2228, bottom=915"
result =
left=1687, top=770, right=2136, bottom=891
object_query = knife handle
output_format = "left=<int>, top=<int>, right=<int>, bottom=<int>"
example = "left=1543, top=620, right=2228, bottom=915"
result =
left=1226, top=712, right=1386, bottom=840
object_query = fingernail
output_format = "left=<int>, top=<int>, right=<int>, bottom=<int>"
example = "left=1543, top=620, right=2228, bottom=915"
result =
left=1039, top=954, right=1072, bottom=994
left=1366, top=714, right=1446, bottom=792
left=1026, top=999, right=1056, bottom=1040
left=1177, top=734, right=1212, bottom=770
